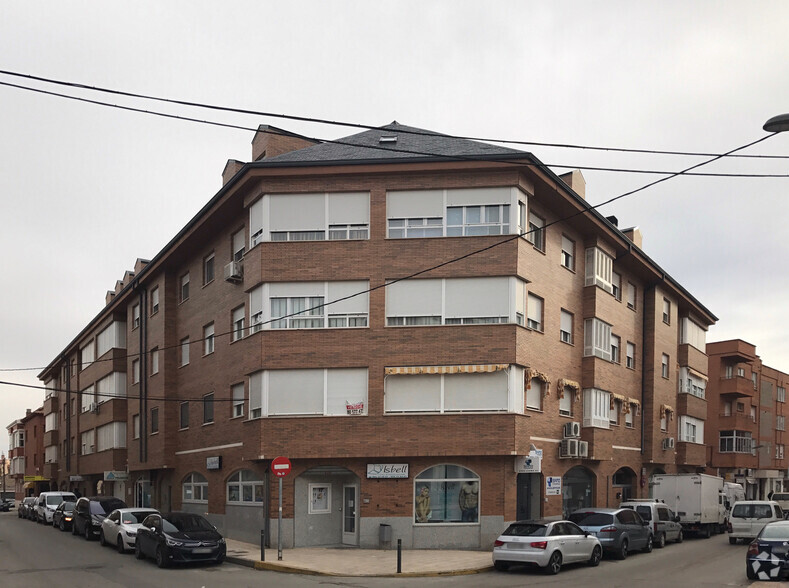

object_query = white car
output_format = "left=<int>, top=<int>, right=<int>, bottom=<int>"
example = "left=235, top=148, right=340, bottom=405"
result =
left=493, top=519, right=602, bottom=575
left=35, top=492, right=77, bottom=524
left=99, top=508, right=159, bottom=553
left=729, top=501, right=784, bottom=544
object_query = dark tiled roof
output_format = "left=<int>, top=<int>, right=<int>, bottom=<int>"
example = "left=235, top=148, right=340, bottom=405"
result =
left=259, top=122, right=527, bottom=164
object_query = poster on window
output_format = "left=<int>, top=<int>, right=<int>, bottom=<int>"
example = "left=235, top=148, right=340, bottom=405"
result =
left=414, top=480, right=479, bottom=523
left=311, top=485, right=330, bottom=513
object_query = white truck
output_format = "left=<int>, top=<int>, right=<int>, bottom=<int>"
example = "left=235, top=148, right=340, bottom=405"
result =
left=650, top=473, right=727, bottom=538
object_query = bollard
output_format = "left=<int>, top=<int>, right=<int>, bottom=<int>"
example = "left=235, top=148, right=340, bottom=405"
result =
left=260, top=529, right=265, bottom=562
left=397, top=538, right=402, bottom=574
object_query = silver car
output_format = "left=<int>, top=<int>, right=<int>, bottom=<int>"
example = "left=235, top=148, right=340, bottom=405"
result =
left=100, top=508, right=159, bottom=553
left=492, top=519, right=602, bottom=574
left=569, top=507, right=653, bottom=559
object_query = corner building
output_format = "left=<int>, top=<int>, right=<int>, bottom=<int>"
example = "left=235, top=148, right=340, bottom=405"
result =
left=37, top=123, right=716, bottom=549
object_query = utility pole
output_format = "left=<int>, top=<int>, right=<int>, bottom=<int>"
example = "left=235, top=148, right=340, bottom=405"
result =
left=1, top=453, right=6, bottom=498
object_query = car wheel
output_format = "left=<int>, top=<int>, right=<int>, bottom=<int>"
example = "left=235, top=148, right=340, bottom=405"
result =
left=746, top=563, right=757, bottom=580
left=84, top=524, right=92, bottom=540
left=545, top=551, right=562, bottom=575
left=214, top=553, right=225, bottom=565
left=117, top=536, right=126, bottom=554
left=656, top=533, right=666, bottom=548
left=99, top=530, right=107, bottom=546
left=701, top=525, right=711, bottom=539
left=59, top=519, right=65, bottom=532
left=643, top=535, right=653, bottom=553
left=588, top=545, right=602, bottom=567
left=156, top=546, right=169, bottom=569
left=617, top=539, right=629, bottom=560
left=135, top=541, right=145, bottom=560
left=493, top=561, right=509, bottom=572
left=72, top=521, right=78, bottom=536
left=729, top=537, right=738, bottom=545
left=676, top=530, right=683, bottom=543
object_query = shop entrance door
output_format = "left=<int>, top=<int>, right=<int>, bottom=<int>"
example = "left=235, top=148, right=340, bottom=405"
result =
left=342, top=485, right=358, bottom=546
left=516, top=474, right=532, bottom=521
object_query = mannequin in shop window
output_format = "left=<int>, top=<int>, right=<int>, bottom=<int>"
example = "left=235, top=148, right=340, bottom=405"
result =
left=459, top=481, right=479, bottom=522
left=415, top=486, right=431, bottom=523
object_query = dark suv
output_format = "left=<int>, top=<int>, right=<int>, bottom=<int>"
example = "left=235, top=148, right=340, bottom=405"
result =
left=72, top=496, right=127, bottom=540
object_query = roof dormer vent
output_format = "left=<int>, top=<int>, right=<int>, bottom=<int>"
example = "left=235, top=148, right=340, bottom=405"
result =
left=379, top=136, right=398, bottom=144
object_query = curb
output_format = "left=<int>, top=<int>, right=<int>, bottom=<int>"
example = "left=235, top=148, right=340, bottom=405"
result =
left=250, top=560, right=494, bottom=577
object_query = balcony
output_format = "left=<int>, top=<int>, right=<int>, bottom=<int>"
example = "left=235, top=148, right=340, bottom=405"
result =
left=718, top=376, right=756, bottom=398
left=713, top=340, right=757, bottom=363
left=718, top=412, right=758, bottom=432
left=580, top=427, right=612, bottom=461
left=43, top=462, right=59, bottom=479
left=676, top=441, right=707, bottom=466
left=43, top=395, right=59, bottom=415
left=676, top=393, right=707, bottom=421
left=43, top=429, right=59, bottom=447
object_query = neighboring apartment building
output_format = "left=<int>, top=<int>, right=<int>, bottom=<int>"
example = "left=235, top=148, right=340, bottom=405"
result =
left=706, top=340, right=788, bottom=499
left=35, top=123, right=716, bottom=549
left=6, top=407, right=46, bottom=500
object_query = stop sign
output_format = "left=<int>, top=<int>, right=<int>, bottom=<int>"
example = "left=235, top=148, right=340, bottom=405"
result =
left=271, top=456, right=292, bottom=478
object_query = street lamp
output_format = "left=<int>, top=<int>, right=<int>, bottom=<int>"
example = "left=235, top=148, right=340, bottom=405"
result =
left=763, top=114, right=789, bottom=133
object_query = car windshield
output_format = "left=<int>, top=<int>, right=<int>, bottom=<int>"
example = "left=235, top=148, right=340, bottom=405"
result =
left=635, top=506, right=652, bottom=521
left=760, top=525, right=789, bottom=540
left=164, top=514, right=215, bottom=533
left=122, top=511, right=154, bottom=524
left=733, top=504, right=773, bottom=519
left=47, top=495, right=70, bottom=505
left=569, top=512, right=614, bottom=526
left=60, top=501, right=75, bottom=510
left=90, top=499, right=126, bottom=515
left=501, top=523, right=547, bottom=537
left=772, top=494, right=789, bottom=501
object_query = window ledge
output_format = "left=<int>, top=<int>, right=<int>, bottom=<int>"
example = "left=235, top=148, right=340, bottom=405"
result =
left=202, top=421, right=214, bottom=427
left=178, top=427, right=188, bottom=432
left=230, top=414, right=245, bottom=421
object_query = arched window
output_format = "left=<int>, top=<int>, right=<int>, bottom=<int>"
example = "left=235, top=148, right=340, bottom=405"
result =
left=562, top=466, right=595, bottom=518
left=182, top=472, right=208, bottom=503
left=414, top=465, right=479, bottom=524
left=227, top=469, right=264, bottom=504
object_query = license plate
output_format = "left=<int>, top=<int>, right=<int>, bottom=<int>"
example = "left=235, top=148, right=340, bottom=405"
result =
left=507, top=543, right=528, bottom=550
left=192, top=548, right=212, bottom=554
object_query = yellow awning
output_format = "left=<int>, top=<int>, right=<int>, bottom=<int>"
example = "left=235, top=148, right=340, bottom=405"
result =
left=23, top=482, right=34, bottom=489
left=687, top=366, right=709, bottom=381
left=385, top=364, right=509, bottom=375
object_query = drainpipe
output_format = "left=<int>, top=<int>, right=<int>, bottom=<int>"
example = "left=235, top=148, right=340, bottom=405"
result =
left=63, top=354, right=70, bottom=473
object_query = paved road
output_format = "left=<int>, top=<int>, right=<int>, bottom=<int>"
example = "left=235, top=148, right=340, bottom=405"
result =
left=1, top=510, right=783, bottom=587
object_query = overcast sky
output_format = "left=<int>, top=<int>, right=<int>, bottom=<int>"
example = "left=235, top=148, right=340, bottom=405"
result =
left=2, top=1, right=788, bottom=456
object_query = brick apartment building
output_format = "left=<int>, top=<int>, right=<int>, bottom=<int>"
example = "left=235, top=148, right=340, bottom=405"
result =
left=30, top=122, right=717, bottom=549
left=6, top=407, right=46, bottom=499
left=706, top=339, right=788, bottom=499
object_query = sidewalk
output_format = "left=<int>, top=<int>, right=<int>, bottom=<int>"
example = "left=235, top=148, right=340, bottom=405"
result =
left=224, top=538, right=493, bottom=577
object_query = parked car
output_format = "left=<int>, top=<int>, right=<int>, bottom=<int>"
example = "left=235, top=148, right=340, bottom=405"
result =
left=72, top=496, right=128, bottom=540
left=100, top=508, right=159, bottom=553
left=746, top=520, right=789, bottom=580
left=19, top=497, right=36, bottom=518
left=569, top=507, right=653, bottom=559
left=52, top=501, right=76, bottom=531
left=729, top=500, right=784, bottom=544
left=21, top=496, right=38, bottom=520
left=135, top=512, right=226, bottom=568
left=35, top=491, right=77, bottom=524
left=620, top=499, right=683, bottom=547
left=0, top=498, right=13, bottom=511
left=492, top=519, right=602, bottom=574
left=770, top=493, right=789, bottom=513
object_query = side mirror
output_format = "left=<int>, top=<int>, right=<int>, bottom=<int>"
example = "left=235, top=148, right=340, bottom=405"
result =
left=642, top=520, right=649, bottom=526
left=674, top=516, right=681, bottom=523
left=149, top=526, right=156, bottom=533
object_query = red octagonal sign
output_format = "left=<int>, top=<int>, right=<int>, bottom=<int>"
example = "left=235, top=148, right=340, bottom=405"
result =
left=271, top=456, right=292, bottom=478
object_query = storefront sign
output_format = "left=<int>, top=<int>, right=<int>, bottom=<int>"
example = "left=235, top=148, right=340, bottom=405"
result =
left=546, top=476, right=562, bottom=496
left=69, top=475, right=85, bottom=482
left=514, top=454, right=542, bottom=473
left=23, top=475, right=47, bottom=482
left=104, top=471, right=129, bottom=481
left=206, top=456, right=222, bottom=470
left=367, top=463, right=409, bottom=478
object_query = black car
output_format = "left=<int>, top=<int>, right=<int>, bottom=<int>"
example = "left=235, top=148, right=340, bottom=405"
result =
left=72, top=496, right=128, bottom=540
left=0, top=498, right=13, bottom=512
left=135, top=512, right=226, bottom=568
left=53, top=500, right=76, bottom=531
left=747, top=520, right=789, bottom=580
left=19, top=497, right=37, bottom=519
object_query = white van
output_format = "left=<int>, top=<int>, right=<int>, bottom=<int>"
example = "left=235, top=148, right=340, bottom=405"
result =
left=728, top=500, right=783, bottom=544
left=35, top=491, right=77, bottom=525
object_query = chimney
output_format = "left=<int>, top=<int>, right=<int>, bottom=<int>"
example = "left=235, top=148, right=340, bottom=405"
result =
left=223, top=160, right=244, bottom=185
left=133, top=258, right=149, bottom=274
left=251, top=125, right=318, bottom=162
left=105, top=291, right=116, bottom=305
left=623, top=227, right=643, bottom=249
left=26, top=408, right=31, bottom=416
left=559, top=169, right=586, bottom=200
left=606, top=215, right=618, bottom=227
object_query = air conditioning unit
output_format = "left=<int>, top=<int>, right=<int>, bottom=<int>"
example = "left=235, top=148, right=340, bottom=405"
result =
left=662, top=437, right=675, bottom=450
left=224, top=261, right=243, bottom=283
left=89, top=402, right=98, bottom=414
left=560, top=438, right=579, bottom=458
left=563, top=422, right=581, bottom=439
left=578, top=440, right=589, bottom=458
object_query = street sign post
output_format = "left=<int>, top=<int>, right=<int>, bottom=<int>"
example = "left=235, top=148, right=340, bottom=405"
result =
left=271, top=457, right=292, bottom=561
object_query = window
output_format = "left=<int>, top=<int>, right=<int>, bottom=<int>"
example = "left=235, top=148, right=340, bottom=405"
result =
left=526, top=378, right=542, bottom=411
left=388, top=217, right=442, bottom=238
left=750, top=406, right=756, bottom=421
left=132, top=359, right=140, bottom=384
left=232, top=383, right=244, bottom=418
left=179, top=402, right=189, bottom=429
left=560, top=235, right=575, bottom=270
left=680, top=318, right=706, bottom=351
left=150, top=407, right=159, bottom=434
left=414, top=465, right=479, bottom=524
left=227, top=470, right=264, bottom=504
left=559, top=387, right=573, bottom=416
left=96, top=422, right=126, bottom=451
left=272, top=296, right=324, bottom=329
left=662, top=298, right=671, bottom=324
left=719, top=430, right=753, bottom=453
left=610, top=334, right=621, bottom=364
left=150, top=286, right=159, bottom=315
left=80, top=341, right=94, bottom=371
left=779, top=387, right=787, bottom=403
left=737, top=402, right=744, bottom=412
left=95, top=373, right=126, bottom=405
left=527, top=212, right=545, bottom=251
left=583, top=388, right=611, bottom=429
left=612, top=271, right=621, bottom=300
left=527, top=294, right=543, bottom=331
left=518, top=201, right=527, bottom=236
left=584, top=247, right=613, bottom=293
left=182, top=473, right=208, bottom=503
left=661, top=354, right=669, bottom=379
left=309, top=484, right=331, bottom=514
left=777, top=415, right=785, bottom=431
left=262, top=191, right=369, bottom=242
left=203, top=253, right=215, bottom=285
left=610, top=400, right=621, bottom=425
left=660, top=413, right=667, bottom=432
left=584, top=318, right=612, bottom=361
left=203, top=323, right=215, bottom=355
left=626, top=342, right=636, bottom=369
left=232, top=306, right=245, bottom=342
left=97, top=321, right=126, bottom=356
left=203, top=393, right=214, bottom=424
left=180, top=273, right=190, bottom=303
left=151, top=348, right=159, bottom=375
left=81, top=385, right=95, bottom=413
left=679, top=415, right=703, bottom=444
left=446, top=204, right=510, bottom=236
left=232, top=228, right=245, bottom=261
left=625, top=406, right=634, bottom=428
left=679, top=367, right=706, bottom=398
left=777, top=445, right=785, bottom=460
left=560, top=310, right=573, bottom=344
left=723, top=401, right=732, bottom=416
left=752, top=372, right=758, bottom=390
left=81, top=430, right=95, bottom=455
left=180, top=337, right=190, bottom=366
left=133, top=414, right=140, bottom=439
left=132, top=304, right=140, bottom=329
left=626, top=282, right=637, bottom=310
left=737, top=367, right=745, bottom=378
